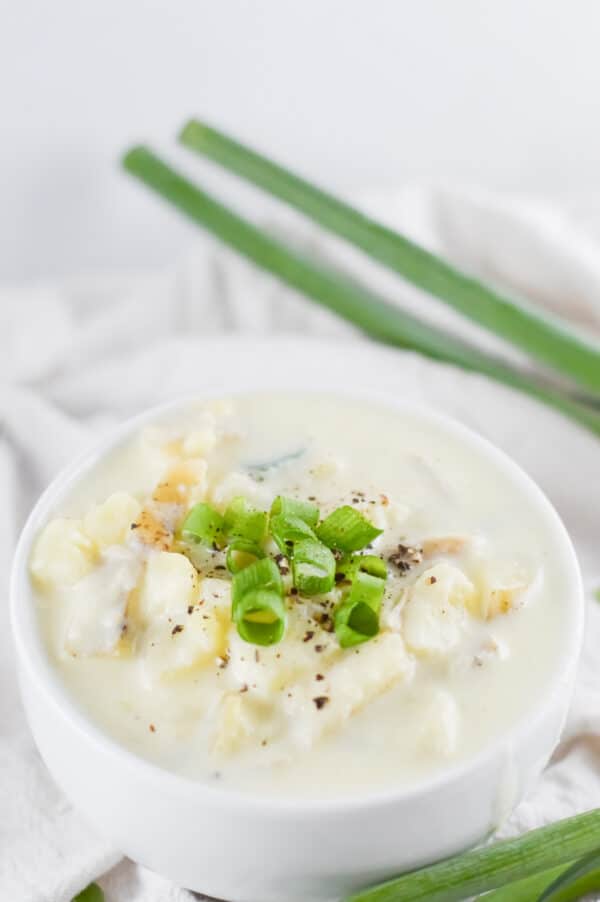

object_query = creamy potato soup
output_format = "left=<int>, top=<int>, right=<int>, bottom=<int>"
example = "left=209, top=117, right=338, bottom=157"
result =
left=30, top=395, right=567, bottom=797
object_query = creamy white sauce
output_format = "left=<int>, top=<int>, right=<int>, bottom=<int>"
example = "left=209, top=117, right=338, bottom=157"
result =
left=31, top=394, right=568, bottom=798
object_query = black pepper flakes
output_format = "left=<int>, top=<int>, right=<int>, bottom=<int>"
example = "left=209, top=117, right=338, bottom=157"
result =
left=313, top=696, right=329, bottom=710
left=303, top=630, right=315, bottom=643
left=388, top=543, right=423, bottom=574
left=171, top=624, right=184, bottom=635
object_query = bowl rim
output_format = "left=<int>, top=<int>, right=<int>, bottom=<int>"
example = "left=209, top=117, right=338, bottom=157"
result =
left=10, top=383, right=584, bottom=814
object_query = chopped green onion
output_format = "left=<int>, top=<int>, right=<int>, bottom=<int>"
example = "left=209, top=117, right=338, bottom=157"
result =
left=539, top=849, right=600, bottom=901
left=292, top=538, right=336, bottom=596
left=345, top=809, right=600, bottom=902
left=334, top=571, right=384, bottom=647
left=341, top=553, right=387, bottom=581
left=232, top=557, right=282, bottom=606
left=233, top=588, right=286, bottom=645
left=224, top=496, right=267, bottom=544
left=232, top=558, right=285, bottom=645
left=72, top=885, right=104, bottom=902
left=270, top=513, right=316, bottom=555
left=334, top=599, right=380, bottom=648
left=226, top=538, right=265, bottom=574
left=181, top=502, right=225, bottom=547
left=270, top=495, right=319, bottom=527
left=317, top=506, right=382, bottom=552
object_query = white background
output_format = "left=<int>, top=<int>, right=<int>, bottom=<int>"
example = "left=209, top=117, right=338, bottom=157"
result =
left=3, top=0, right=600, bottom=282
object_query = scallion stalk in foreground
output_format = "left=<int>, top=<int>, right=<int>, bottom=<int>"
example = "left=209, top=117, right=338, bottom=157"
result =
left=179, top=120, right=600, bottom=396
left=480, top=863, right=573, bottom=901
left=122, top=147, right=600, bottom=438
left=345, top=809, right=600, bottom=902
left=539, top=848, right=600, bottom=901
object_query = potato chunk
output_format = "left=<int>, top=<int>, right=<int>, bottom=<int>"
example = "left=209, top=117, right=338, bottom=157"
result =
left=282, top=632, right=414, bottom=749
left=402, top=562, right=476, bottom=655
left=142, top=610, right=226, bottom=680
left=137, top=551, right=199, bottom=621
left=64, top=545, right=141, bottom=656
left=83, top=493, right=141, bottom=548
left=30, top=518, right=96, bottom=588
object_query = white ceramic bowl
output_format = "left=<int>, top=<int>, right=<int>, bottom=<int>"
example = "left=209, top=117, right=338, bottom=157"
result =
left=11, top=390, right=583, bottom=902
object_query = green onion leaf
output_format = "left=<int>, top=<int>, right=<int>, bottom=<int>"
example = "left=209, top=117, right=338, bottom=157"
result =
left=480, top=864, right=574, bottom=902
left=226, top=538, right=265, bottom=574
left=317, top=506, right=382, bottom=553
left=345, top=809, right=600, bottom=902
left=538, top=848, right=600, bottom=901
left=72, top=885, right=104, bottom=902
left=224, top=496, right=267, bottom=544
left=122, top=146, right=600, bottom=439
left=334, top=571, right=384, bottom=647
left=292, top=538, right=336, bottom=596
left=270, top=495, right=319, bottom=527
left=270, top=513, right=316, bottom=555
left=179, top=120, right=600, bottom=397
left=233, top=588, right=287, bottom=645
left=181, top=502, right=225, bottom=547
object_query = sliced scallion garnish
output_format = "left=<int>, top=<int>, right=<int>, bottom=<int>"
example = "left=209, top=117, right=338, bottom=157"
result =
left=224, top=496, right=267, bottom=544
left=334, top=571, right=385, bottom=647
left=270, top=513, right=316, bottom=555
left=231, top=557, right=285, bottom=645
left=233, top=588, right=287, bottom=646
left=270, top=495, right=319, bottom=528
left=232, top=556, right=282, bottom=601
left=181, top=502, right=225, bottom=547
left=317, top=506, right=382, bottom=553
left=334, top=599, right=380, bottom=648
left=226, top=538, right=265, bottom=574
left=339, top=553, right=387, bottom=581
left=291, top=538, right=336, bottom=596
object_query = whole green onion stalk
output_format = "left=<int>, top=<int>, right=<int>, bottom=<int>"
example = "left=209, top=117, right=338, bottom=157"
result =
left=122, top=146, right=600, bottom=438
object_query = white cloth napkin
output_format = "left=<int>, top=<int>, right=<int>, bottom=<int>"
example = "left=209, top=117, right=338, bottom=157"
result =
left=2, top=186, right=600, bottom=902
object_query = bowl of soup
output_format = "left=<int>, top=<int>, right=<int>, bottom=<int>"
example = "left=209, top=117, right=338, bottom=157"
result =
left=11, top=390, right=583, bottom=902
